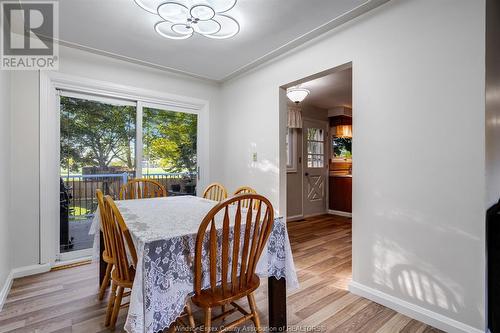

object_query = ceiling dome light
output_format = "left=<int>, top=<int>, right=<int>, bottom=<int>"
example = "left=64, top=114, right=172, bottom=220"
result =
left=193, top=19, right=221, bottom=35
left=158, top=2, right=189, bottom=23
left=171, top=23, right=194, bottom=35
left=204, top=14, right=239, bottom=39
left=287, top=88, right=310, bottom=104
left=134, top=0, right=240, bottom=40
left=155, top=21, right=193, bottom=40
left=190, top=4, right=215, bottom=21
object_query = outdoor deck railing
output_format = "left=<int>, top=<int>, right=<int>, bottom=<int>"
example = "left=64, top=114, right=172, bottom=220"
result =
left=61, top=172, right=194, bottom=219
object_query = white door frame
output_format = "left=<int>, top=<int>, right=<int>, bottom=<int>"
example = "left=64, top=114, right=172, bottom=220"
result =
left=39, top=71, right=210, bottom=265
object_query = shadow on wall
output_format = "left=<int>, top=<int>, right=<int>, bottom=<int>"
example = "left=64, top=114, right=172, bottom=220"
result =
left=391, top=264, right=461, bottom=314
left=366, top=206, right=484, bottom=328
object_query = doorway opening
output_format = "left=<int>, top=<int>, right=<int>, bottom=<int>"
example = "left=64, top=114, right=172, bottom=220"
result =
left=282, top=62, right=353, bottom=291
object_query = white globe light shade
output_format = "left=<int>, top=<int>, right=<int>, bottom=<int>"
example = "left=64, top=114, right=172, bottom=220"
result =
left=287, top=88, right=310, bottom=104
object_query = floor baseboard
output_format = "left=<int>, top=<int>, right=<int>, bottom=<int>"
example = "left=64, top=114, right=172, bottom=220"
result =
left=328, top=209, right=352, bottom=218
left=303, top=212, right=327, bottom=219
left=11, top=263, right=51, bottom=279
left=0, top=271, right=13, bottom=311
left=0, top=263, right=52, bottom=310
left=348, top=281, right=483, bottom=333
left=287, top=214, right=304, bottom=222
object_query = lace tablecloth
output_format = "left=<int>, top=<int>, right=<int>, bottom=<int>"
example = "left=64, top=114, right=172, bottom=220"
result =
left=89, top=196, right=298, bottom=333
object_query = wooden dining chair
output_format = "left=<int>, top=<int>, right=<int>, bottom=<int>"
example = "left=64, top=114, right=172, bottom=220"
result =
left=203, top=183, right=228, bottom=202
left=233, top=186, right=257, bottom=209
left=96, top=189, right=114, bottom=301
left=190, top=194, right=274, bottom=332
left=103, top=195, right=195, bottom=330
left=119, top=178, right=167, bottom=200
left=103, top=195, right=138, bottom=329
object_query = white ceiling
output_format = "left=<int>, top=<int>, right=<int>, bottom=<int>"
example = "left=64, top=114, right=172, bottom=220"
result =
left=299, top=67, right=352, bottom=110
left=57, top=0, right=388, bottom=81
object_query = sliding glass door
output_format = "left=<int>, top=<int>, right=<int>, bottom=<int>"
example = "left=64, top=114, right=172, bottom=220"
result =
left=58, top=93, right=198, bottom=260
left=142, top=106, right=198, bottom=195
left=59, top=93, right=136, bottom=257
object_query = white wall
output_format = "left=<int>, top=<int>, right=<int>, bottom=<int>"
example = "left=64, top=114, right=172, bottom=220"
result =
left=219, top=0, right=486, bottom=331
left=10, top=71, right=40, bottom=268
left=0, top=70, right=12, bottom=294
left=9, top=45, right=223, bottom=269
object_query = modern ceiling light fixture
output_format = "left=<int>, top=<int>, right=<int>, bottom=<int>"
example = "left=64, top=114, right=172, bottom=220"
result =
left=134, top=0, right=240, bottom=40
left=287, top=87, right=310, bottom=104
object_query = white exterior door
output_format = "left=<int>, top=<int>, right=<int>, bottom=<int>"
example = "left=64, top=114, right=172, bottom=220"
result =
left=302, top=119, right=328, bottom=217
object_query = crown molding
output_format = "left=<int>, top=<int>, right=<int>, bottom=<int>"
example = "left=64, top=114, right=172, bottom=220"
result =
left=56, top=39, right=221, bottom=84
left=55, top=0, right=390, bottom=84
left=222, top=0, right=389, bottom=82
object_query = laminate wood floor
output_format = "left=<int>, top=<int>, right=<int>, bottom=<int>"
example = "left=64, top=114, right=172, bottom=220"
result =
left=0, top=214, right=443, bottom=332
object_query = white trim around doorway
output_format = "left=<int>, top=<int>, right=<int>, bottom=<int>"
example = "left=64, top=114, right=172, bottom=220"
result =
left=39, top=71, right=211, bottom=266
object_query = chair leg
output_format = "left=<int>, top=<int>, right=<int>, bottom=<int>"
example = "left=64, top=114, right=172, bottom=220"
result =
left=105, top=282, right=117, bottom=326
left=204, top=307, right=212, bottom=333
left=248, top=293, right=261, bottom=331
left=98, top=262, right=112, bottom=301
left=110, top=286, right=124, bottom=329
left=221, top=304, right=226, bottom=321
left=185, top=301, right=195, bottom=328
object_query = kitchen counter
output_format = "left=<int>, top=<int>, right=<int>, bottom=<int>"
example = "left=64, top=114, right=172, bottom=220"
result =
left=329, top=172, right=352, bottom=178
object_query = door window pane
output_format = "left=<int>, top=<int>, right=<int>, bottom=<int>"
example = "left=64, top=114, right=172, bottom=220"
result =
left=307, top=141, right=324, bottom=155
left=306, top=127, right=325, bottom=168
left=307, top=128, right=324, bottom=141
left=60, top=96, right=136, bottom=254
left=142, top=107, right=198, bottom=195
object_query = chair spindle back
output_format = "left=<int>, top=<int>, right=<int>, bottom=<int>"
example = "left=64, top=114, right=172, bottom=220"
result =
left=96, top=189, right=114, bottom=261
left=103, top=195, right=138, bottom=282
left=233, top=186, right=257, bottom=208
left=194, top=194, right=274, bottom=297
left=203, top=183, right=228, bottom=202
left=119, top=178, right=167, bottom=200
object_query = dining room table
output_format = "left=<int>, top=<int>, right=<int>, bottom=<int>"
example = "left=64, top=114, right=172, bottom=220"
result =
left=89, top=195, right=298, bottom=333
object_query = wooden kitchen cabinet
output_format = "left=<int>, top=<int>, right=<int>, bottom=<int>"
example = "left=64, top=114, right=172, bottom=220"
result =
left=329, top=176, right=352, bottom=213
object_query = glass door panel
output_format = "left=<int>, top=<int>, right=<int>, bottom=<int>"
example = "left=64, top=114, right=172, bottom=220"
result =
left=142, top=107, right=198, bottom=195
left=306, top=127, right=325, bottom=168
left=59, top=94, right=136, bottom=255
